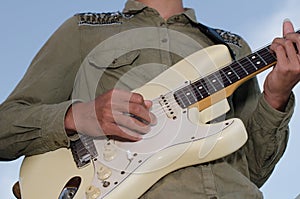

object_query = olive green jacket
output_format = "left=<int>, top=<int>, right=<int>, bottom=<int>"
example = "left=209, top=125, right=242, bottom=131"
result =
left=0, top=1, right=294, bottom=198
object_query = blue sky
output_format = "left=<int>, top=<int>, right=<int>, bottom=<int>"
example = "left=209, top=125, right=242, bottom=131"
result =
left=0, top=0, right=299, bottom=198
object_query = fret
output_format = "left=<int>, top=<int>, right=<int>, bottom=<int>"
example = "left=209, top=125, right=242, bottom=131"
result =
left=220, top=68, right=232, bottom=84
left=248, top=52, right=269, bottom=71
left=191, top=83, right=204, bottom=99
left=208, top=73, right=225, bottom=91
left=185, top=85, right=198, bottom=104
left=214, top=73, right=225, bottom=88
left=230, top=65, right=240, bottom=79
left=203, top=76, right=217, bottom=93
left=222, top=65, right=240, bottom=83
left=231, top=61, right=248, bottom=79
left=197, top=79, right=211, bottom=95
left=174, top=89, right=188, bottom=108
left=255, top=51, right=268, bottom=66
left=175, top=87, right=198, bottom=108
left=194, top=79, right=210, bottom=98
left=246, top=56, right=258, bottom=70
left=258, top=47, right=277, bottom=65
left=238, top=57, right=257, bottom=74
left=234, top=61, right=249, bottom=78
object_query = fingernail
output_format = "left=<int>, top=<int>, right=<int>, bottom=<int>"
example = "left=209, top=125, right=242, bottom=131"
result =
left=283, top=18, right=291, bottom=23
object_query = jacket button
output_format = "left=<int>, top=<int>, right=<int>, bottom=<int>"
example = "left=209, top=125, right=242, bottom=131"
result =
left=161, top=38, right=168, bottom=43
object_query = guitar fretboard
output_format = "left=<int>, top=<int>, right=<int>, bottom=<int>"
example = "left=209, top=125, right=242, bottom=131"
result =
left=174, top=45, right=276, bottom=109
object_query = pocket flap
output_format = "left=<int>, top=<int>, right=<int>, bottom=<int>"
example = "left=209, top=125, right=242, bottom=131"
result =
left=88, top=50, right=140, bottom=69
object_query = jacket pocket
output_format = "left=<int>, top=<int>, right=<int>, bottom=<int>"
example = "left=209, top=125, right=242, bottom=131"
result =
left=88, top=50, right=141, bottom=69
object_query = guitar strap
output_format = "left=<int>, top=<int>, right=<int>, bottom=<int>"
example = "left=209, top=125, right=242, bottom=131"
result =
left=196, top=23, right=237, bottom=60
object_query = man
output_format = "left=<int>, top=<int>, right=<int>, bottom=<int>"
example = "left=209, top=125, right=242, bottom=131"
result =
left=1, top=0, right=299, bottom=198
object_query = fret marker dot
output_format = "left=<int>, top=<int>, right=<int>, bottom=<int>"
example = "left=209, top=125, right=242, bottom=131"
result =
left=212, top=79, right=217, bottom=83
left=256, top=61, right=261, bottom=65
left=199, top=86, right=203, bottom=89
left=252, top=56, right=256, bottom=59
left=186, top=92, right=190, bottom=96
left=228, top=72, right=232, bottom=75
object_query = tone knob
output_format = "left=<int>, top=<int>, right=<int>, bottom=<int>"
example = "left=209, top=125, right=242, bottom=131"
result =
left=85, top=185, right=101, bottom=199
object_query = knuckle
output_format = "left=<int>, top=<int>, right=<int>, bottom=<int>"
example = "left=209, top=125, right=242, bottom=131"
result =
left=132, top=93, right=144, bottom=103
left=273, top=37, right=281, bottom=42
left=100, top=122, right=110, bottom=132
left=284, top=39, right=293, bottom=46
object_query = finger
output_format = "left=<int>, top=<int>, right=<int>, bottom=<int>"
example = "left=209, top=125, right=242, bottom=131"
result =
left=105, top=124, right=142, bottom=141
left=273, top=45, right=289, bottom=66
left=270, top=39, right=282, bottom=52
left=144, top=100, right=158, bottom=125
left=128, top=102, right=157, bottom=125
left=109, top=89, right=134, bottom=103
left=144, top=100, right=153, bottom=109
left=285, top=40, right=300, bottom=64
left=283, top=18, right=295, bottom=36
left=284, top=33, right=300, bottom=55
left=115, top=113, right=151, bottom=134
left=111, top=96, right=156, bottom=125
left=111, top=89, right=146, bottom=106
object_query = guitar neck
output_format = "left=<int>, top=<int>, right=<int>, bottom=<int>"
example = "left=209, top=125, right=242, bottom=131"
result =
left=175, top=29, right=300, bottom=109
left=174, top=44, right=276, bottom=109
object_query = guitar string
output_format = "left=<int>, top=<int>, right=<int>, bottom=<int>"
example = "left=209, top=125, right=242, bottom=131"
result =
left=76, top=47, right=277, bottom=144
left=130, top=47, right=277, bottom=120
left=172, top=47, right=276, bottom=107
left=140, top=47, right=275, bottom=118
left=75, top=47, right=279, bottom=154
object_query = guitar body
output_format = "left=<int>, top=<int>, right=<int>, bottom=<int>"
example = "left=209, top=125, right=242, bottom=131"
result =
left=20, top=148, right=94, bottom=199
left=19, top=45, right=248, bottom=199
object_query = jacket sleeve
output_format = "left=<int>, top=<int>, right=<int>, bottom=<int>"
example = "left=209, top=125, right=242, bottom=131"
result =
left=241, top=91, right=294, bottom=187
left=0, top=16, right=82, bottom=160
left=229, top=37, right=295, bottom=187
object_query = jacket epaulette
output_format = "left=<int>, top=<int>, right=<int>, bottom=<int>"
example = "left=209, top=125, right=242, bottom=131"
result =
left=215, top=29, right=243, bottom=48
left=75, top=12, right=132, bottom=26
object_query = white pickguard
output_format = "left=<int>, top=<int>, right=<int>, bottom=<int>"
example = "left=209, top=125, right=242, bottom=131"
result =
left=19, top=45, right=248, bottom=199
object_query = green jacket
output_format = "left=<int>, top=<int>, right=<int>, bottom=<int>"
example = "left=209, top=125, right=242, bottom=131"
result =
left=0, top=0, right=294, bottom=198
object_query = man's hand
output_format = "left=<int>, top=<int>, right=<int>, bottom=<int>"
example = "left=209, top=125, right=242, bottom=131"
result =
left=264, top=19, right=300, bottom=111
left=64, top=89, right=157, bottom=141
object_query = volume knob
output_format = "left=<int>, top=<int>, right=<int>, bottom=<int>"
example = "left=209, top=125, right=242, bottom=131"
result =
left=97, top=164, right=112, bottom=181
left=103, top=143, right=117, bottom=161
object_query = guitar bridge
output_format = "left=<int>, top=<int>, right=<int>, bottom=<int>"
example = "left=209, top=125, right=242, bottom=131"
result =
left=70, top=136, right=98, bottom=168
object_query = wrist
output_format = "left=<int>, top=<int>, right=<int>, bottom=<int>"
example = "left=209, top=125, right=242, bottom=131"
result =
left=263, top=91, right=290, bottom=112
left=64, top=104, right=78, bottom=136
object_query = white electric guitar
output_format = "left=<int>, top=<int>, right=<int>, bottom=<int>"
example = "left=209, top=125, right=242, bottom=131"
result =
left=19, top=43, right=278, bottom=199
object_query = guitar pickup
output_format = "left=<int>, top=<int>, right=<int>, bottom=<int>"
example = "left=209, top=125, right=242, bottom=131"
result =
left=159, top=95, right=178, bottom=120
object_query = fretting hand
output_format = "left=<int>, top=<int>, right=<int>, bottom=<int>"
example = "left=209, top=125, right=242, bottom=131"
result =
left=264, top=19, right=300, bottom=111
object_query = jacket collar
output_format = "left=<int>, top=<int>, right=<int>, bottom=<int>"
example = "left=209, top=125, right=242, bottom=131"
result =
left=123, top=0, right=198, bottom=24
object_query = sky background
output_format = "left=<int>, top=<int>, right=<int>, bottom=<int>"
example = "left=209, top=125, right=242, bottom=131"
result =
left=0, top=0, right=299, bottom=198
